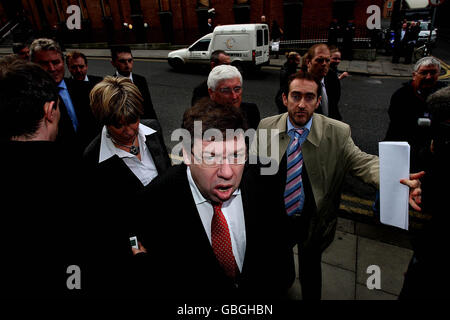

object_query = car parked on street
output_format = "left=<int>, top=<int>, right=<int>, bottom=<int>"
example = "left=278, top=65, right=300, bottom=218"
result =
left=417, top=21, right=437, bottom=45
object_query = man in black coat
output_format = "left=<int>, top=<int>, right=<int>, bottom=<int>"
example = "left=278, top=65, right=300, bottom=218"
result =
left=66, top=50, right=103, bottom=89
left=207, top=64, right=261, bottom=130
left=137, top=100, right=294, bottom=300
left=191, top=50, right=231, bottom=106
left=110, top=45, right=158, bottom=121
left=30, top=38, right=100, bottom=153
left=385, top=57, right=447, bottom=172
left=399, top=86, right=450, bottom=300
left=0, top=59, right=86, bottom=298
left=306, top=43, right=342, bottom=121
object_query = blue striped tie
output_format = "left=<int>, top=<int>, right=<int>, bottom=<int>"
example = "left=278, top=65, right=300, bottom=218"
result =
left=284, top=128, right=308, bottom=216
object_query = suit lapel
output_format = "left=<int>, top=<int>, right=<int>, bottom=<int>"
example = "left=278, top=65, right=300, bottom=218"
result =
left=145, top=133, right=166, bottom=174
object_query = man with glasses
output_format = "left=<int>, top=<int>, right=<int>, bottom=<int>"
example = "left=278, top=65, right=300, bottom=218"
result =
left=110, top=45, right=158, bottom=121
left=252, top=71, right=423, bottom=300
left=191, top=50, right=231, bottom=106
left=304, top=43, right=342, bottom=121
left=385, top=56, right=447, bottom=171
left=137, top=99, right=294, bottom=300
left=207, top=64, right=261, bottom=130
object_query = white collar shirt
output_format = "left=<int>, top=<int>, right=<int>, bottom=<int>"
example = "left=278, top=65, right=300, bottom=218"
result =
left=116, top=70, right=134, bottom=83
left=99, top=123, right=158, bottom=186
left=186, top=167, right=246, bottom=271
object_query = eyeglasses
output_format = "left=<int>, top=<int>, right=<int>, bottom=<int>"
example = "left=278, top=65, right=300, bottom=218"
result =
left=218, top=86, right=242, bottom=94
left=191, top=151, right=247, bottom=167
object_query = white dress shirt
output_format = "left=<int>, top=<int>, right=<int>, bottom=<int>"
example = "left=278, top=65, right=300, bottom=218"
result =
left=320, top=78, right=329, bottom=116
left=115, top=71, right=134, bottom=83
left=99, top=123, right=158, bottom=186
left=186, top=167, right=246, bottom=271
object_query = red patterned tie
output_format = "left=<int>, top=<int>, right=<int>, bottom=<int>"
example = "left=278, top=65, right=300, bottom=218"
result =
left=211, top=203, right=239, bottom=280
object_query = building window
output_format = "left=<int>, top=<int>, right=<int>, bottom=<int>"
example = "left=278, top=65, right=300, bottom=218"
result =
left=387, top=1, right=392, bottom=9
left=332, top=0, right=355, bottom=23
left=130, top=0, right=143, bottom=15
left=283, top=1, right=303, bottom=40
left=100, top=0, right=112, bottom=17
left=234, top=0, right=250, bottom=24
left=159, top=0, right=171, bottom=12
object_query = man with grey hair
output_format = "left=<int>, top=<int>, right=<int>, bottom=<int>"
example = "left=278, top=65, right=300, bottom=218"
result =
left=191, top=50, right=231, bottom=106
left=399, top=85, right=450, bottom=299
left=207, top=64, right=261, bottom=130
left=385, top=56, right=447, bottom=171
left=30, top=38, right=99, bottom=152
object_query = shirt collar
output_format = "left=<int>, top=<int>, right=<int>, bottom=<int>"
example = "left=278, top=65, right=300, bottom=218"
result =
left=99, top=123, right=155, bottom=163
left=116, top=71, right=133, bottom=82
left=58, top=79, right=67, bottom=90
left=287, top=114, right=313, bottom=133
left=186, top=167, right=241, bottom=206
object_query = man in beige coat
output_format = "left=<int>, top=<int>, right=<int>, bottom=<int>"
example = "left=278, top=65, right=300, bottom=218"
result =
left=252, top=71, right=422, bottom=300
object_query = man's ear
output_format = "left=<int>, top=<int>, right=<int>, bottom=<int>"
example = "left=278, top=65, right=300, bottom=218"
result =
left=282, top=92, right=288, bottom=107
left=44, top=101, right=57, bottom=122
left=208, top=88, right=214, bottom=99
left=315, top=96, right=322, bottom=110
left=110, top=59, right=116, bottom=68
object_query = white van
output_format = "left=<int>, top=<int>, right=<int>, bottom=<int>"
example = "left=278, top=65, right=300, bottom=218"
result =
left=168, top=24, right=270, bottom=72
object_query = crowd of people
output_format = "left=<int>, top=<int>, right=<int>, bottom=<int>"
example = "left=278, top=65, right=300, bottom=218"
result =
left=0, top=36, right=446, bottom=300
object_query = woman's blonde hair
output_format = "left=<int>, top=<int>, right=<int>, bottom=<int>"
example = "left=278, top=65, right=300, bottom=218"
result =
left=89, top=76, right=144, bottom=127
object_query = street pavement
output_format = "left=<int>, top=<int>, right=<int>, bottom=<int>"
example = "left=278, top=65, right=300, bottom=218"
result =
left=2, top=46, right=449, bottom=79
left=0, top=45, right=439, bottom=300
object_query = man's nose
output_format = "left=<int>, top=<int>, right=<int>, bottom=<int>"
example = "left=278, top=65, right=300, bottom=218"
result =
left=217, top=162, right=233, bottom=179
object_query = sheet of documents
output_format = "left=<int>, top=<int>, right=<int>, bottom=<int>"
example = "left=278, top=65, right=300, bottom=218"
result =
left=379, top=142, right=410, bottom=230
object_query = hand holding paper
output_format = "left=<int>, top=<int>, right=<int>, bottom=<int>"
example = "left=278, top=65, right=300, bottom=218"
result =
left=379, top=142, right=410, bottom=230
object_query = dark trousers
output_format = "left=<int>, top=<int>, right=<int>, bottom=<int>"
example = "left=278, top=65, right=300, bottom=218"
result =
left=290, top=214, right=323, bottom=300
left=298, top=246, right=322, bottom=300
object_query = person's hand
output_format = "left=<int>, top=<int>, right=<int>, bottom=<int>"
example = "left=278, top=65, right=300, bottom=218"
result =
left=400, top=171, right=425, bottom=211
left=131, top=241, right=147, bottom=255
left=339, top=72, right=349, bottom=80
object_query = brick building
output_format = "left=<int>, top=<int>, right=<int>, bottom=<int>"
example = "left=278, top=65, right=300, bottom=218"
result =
left=0, top=0, right=383, bottom=45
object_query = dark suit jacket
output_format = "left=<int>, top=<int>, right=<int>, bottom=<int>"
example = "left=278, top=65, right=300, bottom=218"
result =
left=83, top=119, right=171, bottom=198
left=114, top=73, right=158, bottom=121
left=57, top=77, right=102, bottom=154
left=191, top=79, right=209, bottom=106
left=81, top=119, right=171, bottom=297
left=138, top=163, right=295, bottom=300
left=241, top=102, right=261, bottom=130
left=316, top=70, right=342, bottom=121
left=0, top=141, right=86, bottom=298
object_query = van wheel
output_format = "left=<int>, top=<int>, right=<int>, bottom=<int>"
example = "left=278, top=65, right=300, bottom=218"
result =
left=168, top=58, right=184, bottom=70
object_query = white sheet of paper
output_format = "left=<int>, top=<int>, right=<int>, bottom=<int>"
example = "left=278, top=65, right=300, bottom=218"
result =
left=379, top=142, right=410, bottom=230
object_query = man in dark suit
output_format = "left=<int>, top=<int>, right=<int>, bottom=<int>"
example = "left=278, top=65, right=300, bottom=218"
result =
left=110, top=45, right=158, bottom=121
left=305, top=43, right=342, bottom=121
left=30, top=38, right=100, bottom=152
left=138, top=100, right=294, bottom=300
left=191, top=50, right=231, bottom=106
left=66, top=50, right=103, bottom=89
left=0, top=58, right=86, bottom=298
left=207, top=64, right=261, bottom=130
